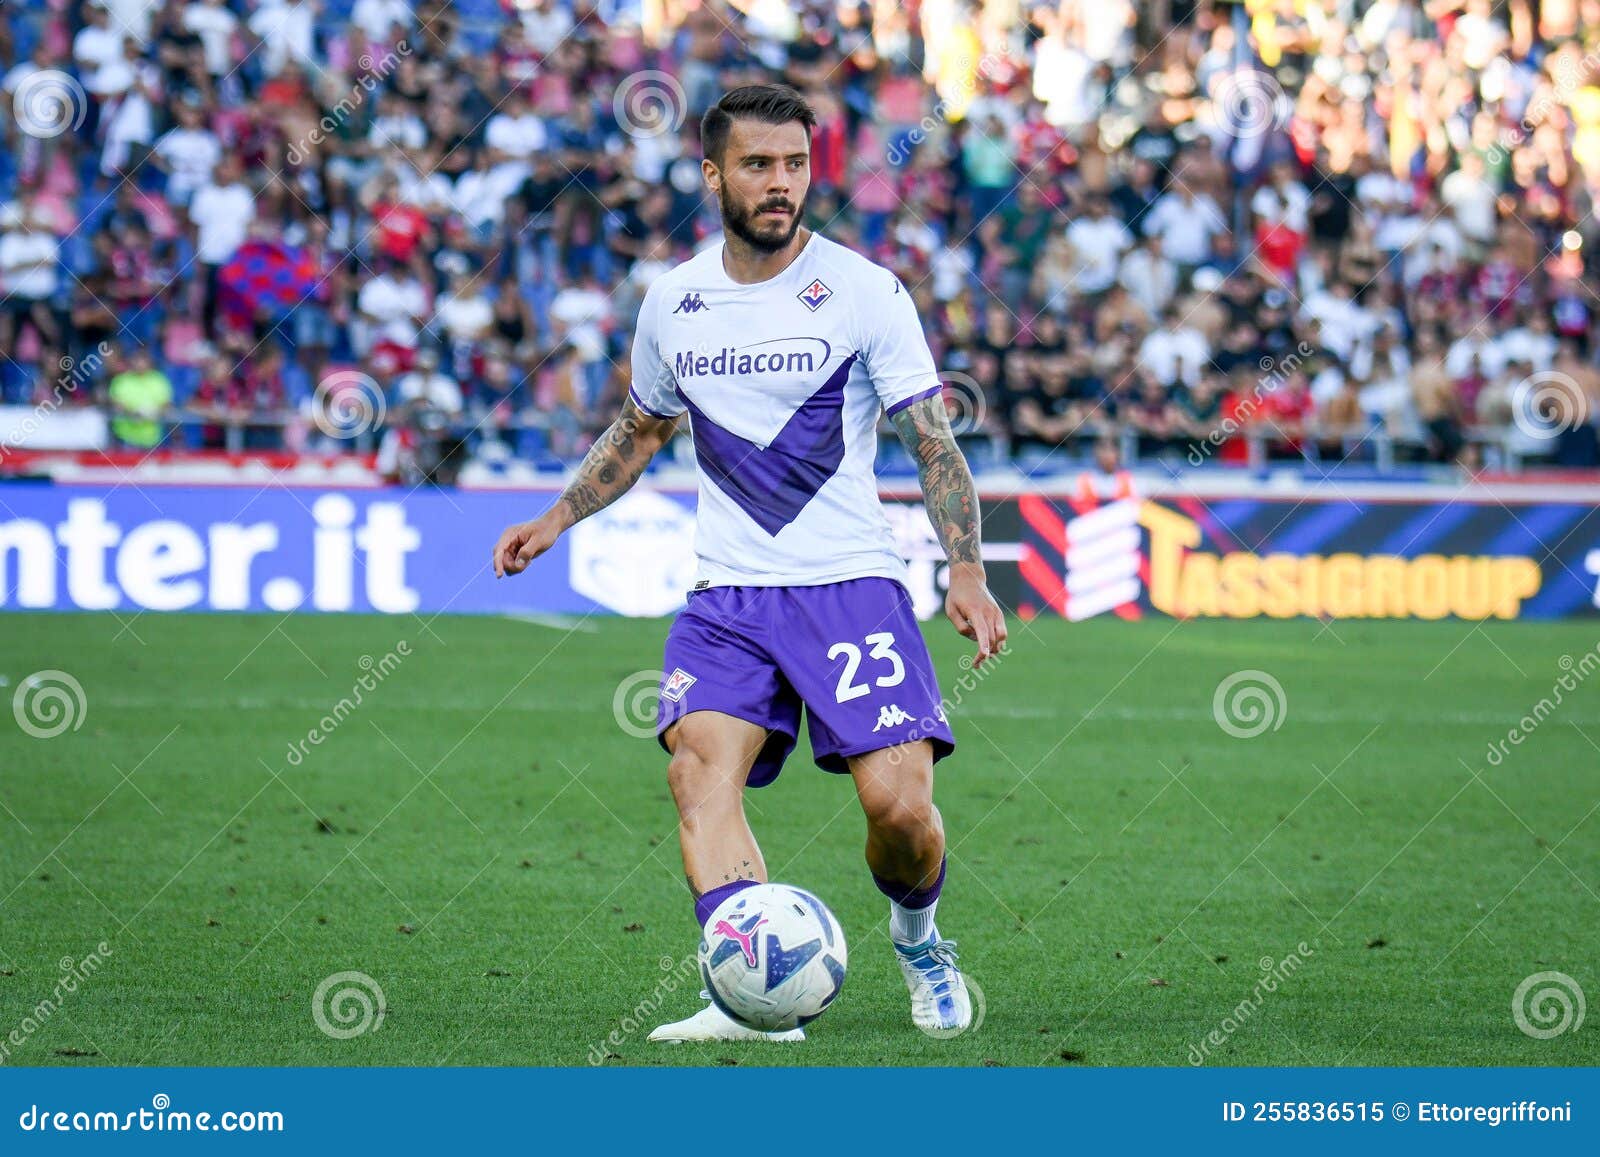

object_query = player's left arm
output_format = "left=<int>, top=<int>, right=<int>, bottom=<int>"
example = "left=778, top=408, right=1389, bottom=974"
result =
left=890, top=395, right=1007, bottom=666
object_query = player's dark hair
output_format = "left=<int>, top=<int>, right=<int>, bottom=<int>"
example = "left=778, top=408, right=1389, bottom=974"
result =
left=700, top=84, right=817, bottom=166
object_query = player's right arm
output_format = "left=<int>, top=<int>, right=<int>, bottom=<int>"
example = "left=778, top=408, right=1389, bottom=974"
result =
left=494, top=279, right=683, bottom=578
left=492, top=396, right=678, bottom=577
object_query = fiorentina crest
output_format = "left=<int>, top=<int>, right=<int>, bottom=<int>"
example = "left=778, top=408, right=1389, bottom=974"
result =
left=797, top=279, right=832, bottom=311
left=661, top=668, right=697, bottom=701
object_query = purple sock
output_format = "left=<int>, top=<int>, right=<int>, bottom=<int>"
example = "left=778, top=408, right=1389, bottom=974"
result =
left=872, top=856, right=945, bottom=909
left=695, top=879, right=758, bottom=927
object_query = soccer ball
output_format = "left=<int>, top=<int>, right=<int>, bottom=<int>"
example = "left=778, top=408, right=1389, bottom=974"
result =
left=699, top=883, right=848, bottom=1032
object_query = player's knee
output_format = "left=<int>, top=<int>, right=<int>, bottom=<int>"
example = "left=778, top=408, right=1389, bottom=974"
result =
left=865, top=795, right=940, bottom=852
left=666, top=747, right=737, bottom=816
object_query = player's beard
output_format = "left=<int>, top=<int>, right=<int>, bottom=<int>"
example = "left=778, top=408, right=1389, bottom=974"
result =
left=721, top=188, right=805, bottom=254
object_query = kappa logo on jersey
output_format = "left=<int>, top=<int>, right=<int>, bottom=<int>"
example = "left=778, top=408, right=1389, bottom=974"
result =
left=797, top=279, right=833, bottom=311
left=872, top=704, right=915, bottom=732
left=661, top=668, right=697, bottom=701
left=672, top=292, right=709, bottom=315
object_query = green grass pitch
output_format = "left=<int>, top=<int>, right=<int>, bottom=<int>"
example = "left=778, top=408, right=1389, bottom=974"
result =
left=2, top=611, right=1596, bottom=1067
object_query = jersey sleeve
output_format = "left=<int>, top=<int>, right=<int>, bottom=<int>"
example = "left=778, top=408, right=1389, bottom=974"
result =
left=627, top=282, right=685, bottom=419
left=862, top=270, right=943, bottom=417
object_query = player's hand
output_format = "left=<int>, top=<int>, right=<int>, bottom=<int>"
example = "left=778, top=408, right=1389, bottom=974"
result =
left=492, top=508, right=569, bottom=578
left=945, top=563, right=1007, bottom=668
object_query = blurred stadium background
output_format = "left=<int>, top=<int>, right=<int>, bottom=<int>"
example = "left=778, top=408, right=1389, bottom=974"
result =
left=2, top=0, right=1600, bottom=483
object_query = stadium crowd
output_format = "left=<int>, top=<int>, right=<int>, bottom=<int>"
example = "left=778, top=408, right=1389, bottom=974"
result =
left=3, top=0, right=1600, bottom=479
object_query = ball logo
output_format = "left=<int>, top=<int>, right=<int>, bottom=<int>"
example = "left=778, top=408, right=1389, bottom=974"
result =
left=710, top=913, right=767, bottom=968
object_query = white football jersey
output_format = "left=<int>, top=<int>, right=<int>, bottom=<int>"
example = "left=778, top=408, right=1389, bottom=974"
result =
left=629, top=233, right=941, bottom=588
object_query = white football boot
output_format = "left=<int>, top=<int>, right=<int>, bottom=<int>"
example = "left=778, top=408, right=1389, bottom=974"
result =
left=648, top=993, right=806, bottom=1044
left=894, top=936, right=972, bottom=1034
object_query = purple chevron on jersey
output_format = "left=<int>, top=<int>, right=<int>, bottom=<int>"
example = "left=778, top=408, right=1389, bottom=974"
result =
left=678, top=354, right=858, bottom=535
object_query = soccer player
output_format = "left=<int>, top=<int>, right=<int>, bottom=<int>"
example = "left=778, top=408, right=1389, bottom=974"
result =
left=492, top=84, right=1006, bottom=1041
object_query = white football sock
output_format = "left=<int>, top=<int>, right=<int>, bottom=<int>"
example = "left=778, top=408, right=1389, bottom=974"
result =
left=889, top=899, right=938, bottom=946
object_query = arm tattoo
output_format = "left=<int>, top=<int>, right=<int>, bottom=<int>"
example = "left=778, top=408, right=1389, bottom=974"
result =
left=559, top=397, right=675, bottom=524
left=890, top=395, right=982, bottom=566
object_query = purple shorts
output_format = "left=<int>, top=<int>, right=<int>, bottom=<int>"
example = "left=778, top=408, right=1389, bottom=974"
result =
left=655, top=577, right=956, bottom=787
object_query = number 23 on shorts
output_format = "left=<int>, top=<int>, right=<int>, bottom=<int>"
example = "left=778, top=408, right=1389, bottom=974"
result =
left=827, top=632, right=905, bottom=702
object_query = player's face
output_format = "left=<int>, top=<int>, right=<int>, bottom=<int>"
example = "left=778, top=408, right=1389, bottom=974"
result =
left=707, top=118, right=811, bottom=253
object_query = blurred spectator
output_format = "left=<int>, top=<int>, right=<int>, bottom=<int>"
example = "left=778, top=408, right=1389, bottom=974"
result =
left=108, top=348, right=174, bottom=448
left=0, top=0, right=1595, bottom=479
